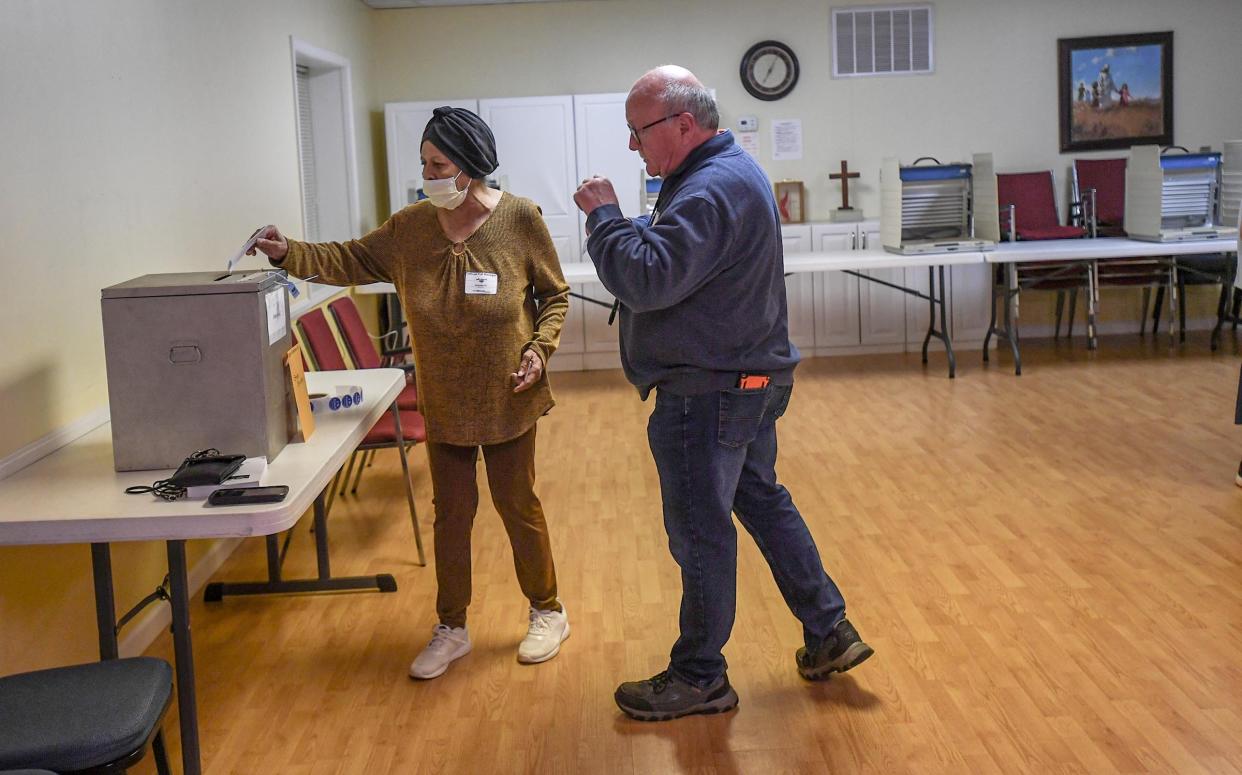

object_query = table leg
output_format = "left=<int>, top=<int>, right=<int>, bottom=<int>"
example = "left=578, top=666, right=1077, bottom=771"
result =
left=166, top=540, right=201, bottom=775
left=1211, top=258, right=1237, bottom=351
left=1087, top=260, right=1099, bottom=351
left=921, top=266, right=935, bottom=364
left=390, top=404, right=427, bottom=565
left=1169, top=262, right=1180, bottom=344
left=984, top=267, right=999, bottom=362
left=202, top=490, right=398, bottom=600
left=1004, top=263, right=1022, bottom=375
left=313, top=490, right=332, bottom=580
left=938, top=266, right=956, bottom=379
left=90, top=543, right=119, bottom=661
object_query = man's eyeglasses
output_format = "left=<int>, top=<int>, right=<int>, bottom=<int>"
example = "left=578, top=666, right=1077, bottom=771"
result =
left=628, top=113, right=682, bottom=143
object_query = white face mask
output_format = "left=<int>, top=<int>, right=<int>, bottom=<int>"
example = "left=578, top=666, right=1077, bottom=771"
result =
left=423, top=172, right=469, bottom=210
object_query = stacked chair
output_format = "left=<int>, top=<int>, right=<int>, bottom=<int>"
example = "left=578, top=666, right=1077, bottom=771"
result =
left=297, top=302, right=427, bottom=565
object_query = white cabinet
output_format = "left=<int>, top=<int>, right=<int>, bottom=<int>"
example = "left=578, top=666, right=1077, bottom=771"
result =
left=476, top=96, right=580, bottom=359
left=385, top=94, right=624, bottom=365
left=477, top=96, right=580, bottom=266
left=382, top=98, right=988, bottom=369
left=383, top=99, right=477, bottom=216
left=904, top=263, right=935, bottom=346
left=950, top=264, right=994, bottom=346
left=573, top=93, right=647, bottom=367
left=811, top=223, right=863, bottom=349
left=781, top=225, right=815, bottom=351
left=855, top=223, right=905, bottom=346
left=384, top=96, right=581, bottom=265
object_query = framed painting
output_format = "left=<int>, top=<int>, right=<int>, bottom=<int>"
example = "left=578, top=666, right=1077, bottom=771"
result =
left=1058, top=31, right=1173, bottom=152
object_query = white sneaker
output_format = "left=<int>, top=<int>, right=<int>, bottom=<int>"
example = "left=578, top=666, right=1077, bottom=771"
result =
left=517, top=605, right=569, bottom=664
left=408, top=624, right=471, bottom=679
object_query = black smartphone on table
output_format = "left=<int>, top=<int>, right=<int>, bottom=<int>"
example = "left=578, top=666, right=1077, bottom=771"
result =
left=207, top=485, right=289, bottom=506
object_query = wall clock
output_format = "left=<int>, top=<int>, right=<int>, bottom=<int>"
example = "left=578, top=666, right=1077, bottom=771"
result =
left=740, top=40, right=800, bottom=101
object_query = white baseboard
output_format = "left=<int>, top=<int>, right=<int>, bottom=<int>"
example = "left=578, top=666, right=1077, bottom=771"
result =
left=1013, top=315, right=1219, bottom=340
left=547, top=352, right=624, bottom=372
left=0, top=406, right=110, bottom=481
left=118, top=537, right=244, bottom=658
left=531, top=315, right=1226, bottom=376
left=582, top=351, right=623, bottom=371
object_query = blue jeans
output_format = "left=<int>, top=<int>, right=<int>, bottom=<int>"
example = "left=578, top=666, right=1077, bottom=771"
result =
left=647, top=383, right=847, bottom=686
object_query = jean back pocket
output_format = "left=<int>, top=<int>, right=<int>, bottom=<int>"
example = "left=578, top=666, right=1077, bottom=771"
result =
left=717, top=387, right=769, bottom=448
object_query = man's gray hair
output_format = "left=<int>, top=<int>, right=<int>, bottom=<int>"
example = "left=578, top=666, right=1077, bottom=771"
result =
left=659, top=81, right=719, bottom=131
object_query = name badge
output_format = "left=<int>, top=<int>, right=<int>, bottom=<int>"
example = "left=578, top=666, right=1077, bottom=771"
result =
left=465, top=272, right=498, bottom=295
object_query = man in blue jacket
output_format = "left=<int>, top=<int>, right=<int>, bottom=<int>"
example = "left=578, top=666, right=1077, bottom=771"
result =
left=573, top=65, right=873, bottom=721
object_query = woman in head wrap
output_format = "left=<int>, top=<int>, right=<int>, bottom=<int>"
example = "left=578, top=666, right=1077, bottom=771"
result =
left=250, top=106, right=570, bottom=680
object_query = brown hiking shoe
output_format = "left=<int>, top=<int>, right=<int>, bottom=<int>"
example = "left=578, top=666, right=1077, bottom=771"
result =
left=614, top=670, right=739, bottom=721
left=796, top=618, right=874, bottom=680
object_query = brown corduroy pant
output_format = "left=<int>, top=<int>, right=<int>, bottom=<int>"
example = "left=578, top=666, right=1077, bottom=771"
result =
left=425, top=424, right=560, bottom=629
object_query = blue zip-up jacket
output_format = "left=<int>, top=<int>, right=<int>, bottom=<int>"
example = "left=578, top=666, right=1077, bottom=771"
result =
left=585, top=130, right=799, bottom=398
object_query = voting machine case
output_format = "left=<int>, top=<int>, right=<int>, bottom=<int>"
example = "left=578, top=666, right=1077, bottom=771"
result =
left=101, top=271, right=292, bottom=471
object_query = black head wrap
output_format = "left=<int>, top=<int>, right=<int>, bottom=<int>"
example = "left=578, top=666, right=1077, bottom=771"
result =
left=421, top=106, right=499, bottom=180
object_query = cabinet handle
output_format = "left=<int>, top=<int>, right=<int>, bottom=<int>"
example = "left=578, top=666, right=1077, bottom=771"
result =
left=851, top=232, right=857, bottom=250
left=861, top=232, right=868, bottom=250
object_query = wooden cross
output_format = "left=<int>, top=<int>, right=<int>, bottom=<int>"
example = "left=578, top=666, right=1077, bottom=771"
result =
left=829, top=160, right=861, bottom=210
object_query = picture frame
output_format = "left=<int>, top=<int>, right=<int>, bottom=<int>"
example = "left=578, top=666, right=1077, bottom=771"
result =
left=1058, top=31, right=1173, bottom=152
left=775, top=180, right=805, bottom=224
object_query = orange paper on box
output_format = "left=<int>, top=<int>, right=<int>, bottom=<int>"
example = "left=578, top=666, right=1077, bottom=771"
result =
left=285, top=343, right=315, bottom=442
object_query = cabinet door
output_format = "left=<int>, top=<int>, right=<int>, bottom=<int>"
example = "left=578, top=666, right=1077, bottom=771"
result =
left=574, top=93, right=644, bottom=357
left=478, top=96, right=582, bottom=356
left=383, top=99, right=477, bottom=216
left=856, top=223, right=905, bottom=345
left=477, top=96, right=580, bottom=264
left=781, top=225, right=814, bottom=351
left=904, top=265, right=934, bottom=347
left=811, top=224, right=861, bottom=347
left=951, top=263, right=994, bottom=345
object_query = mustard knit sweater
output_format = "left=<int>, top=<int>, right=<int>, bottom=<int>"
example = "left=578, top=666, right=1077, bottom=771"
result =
left=276, top=193, right=570, bottom=446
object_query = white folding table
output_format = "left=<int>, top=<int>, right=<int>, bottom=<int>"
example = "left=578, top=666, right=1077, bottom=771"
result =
left=359, top=250, right=987, bottom=378
left=984, top=237, right=1238, bottom=373
left=0, top=368, right=408, bottom=775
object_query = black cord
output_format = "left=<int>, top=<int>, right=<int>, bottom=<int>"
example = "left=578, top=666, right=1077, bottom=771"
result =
left=125, top=448, right=222, bottom=501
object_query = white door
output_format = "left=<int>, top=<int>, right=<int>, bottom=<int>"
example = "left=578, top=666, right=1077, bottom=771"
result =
left=477, top=96, right=580, bottom=264
left=574, top=93, right=644, bottom=360
left=951, top=263, right=994, bottom=346
left=812, top=224, right=861, bottom=347
left=478, top=96, right=582, bottom=358
left=383, top=99, right=477, bottom=216
left=781, top=225, right=815, bottom=351
left=856, top=222, right=905, bottom=345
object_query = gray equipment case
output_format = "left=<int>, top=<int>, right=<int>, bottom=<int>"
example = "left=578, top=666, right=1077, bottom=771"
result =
left=101, top=271, right=293, bottom=471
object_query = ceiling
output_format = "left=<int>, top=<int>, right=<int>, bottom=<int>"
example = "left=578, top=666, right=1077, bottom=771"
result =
left=361, top=0, right=584, bottom=7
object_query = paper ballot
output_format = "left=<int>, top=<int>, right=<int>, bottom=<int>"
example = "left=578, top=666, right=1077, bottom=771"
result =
left=227, top=225, right=273, bottom=272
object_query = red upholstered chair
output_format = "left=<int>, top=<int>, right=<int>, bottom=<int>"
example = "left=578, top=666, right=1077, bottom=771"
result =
left=327, top=296, right=419, bottom=499
left=1070, top=158, right=1173, bottom=337
left=998, top=171, right=1088, bottom=241
left=993, top=171, right=1092, bottom=340
left=297, top=307, right=348, bottom=371
left=1072, top=158, right=1127, bottom=237
left=297, top=307, right=427, bottom=565
left=327, top=296, right=417, bottom=410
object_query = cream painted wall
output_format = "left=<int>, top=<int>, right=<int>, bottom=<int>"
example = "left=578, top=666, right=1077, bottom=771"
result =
left=0, top=0, right=374, bottom=674
left=366, top=0, right=1242, bottom=322
left=367, top=0, right=1242, bottom=220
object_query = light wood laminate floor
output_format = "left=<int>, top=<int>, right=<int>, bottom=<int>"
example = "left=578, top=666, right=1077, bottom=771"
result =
left=139, top=335, right=1242, bottom=774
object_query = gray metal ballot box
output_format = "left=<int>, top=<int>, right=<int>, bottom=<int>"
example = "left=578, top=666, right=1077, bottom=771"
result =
left=101, top=271, right=293, bottom=471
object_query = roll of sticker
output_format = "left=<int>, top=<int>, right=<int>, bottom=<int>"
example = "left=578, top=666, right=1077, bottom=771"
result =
left=308, top=385, right=364, bottom=414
